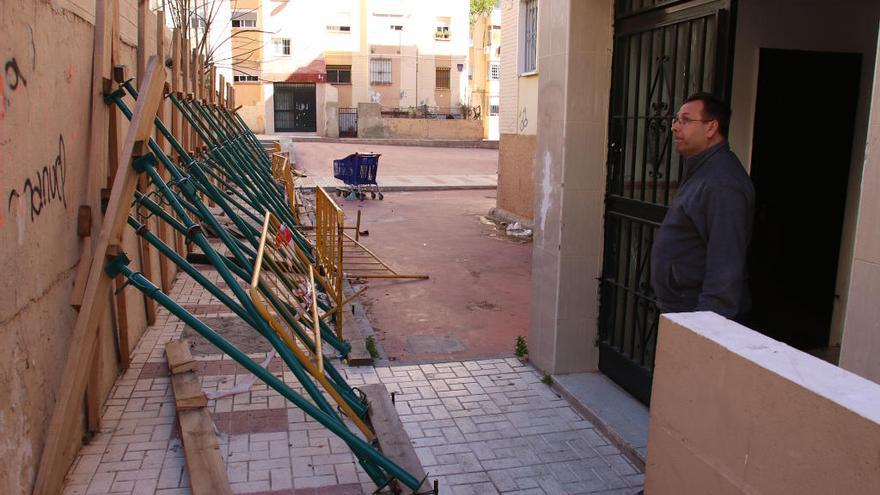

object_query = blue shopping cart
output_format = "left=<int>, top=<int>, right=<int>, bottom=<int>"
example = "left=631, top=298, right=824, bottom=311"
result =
left=333, top=152, right=384, bottom=200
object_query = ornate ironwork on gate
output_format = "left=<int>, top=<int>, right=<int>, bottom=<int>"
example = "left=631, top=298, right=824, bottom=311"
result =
left=339, top=108, right=357, bottom=137
left=598, top=0, right=736, bottom=405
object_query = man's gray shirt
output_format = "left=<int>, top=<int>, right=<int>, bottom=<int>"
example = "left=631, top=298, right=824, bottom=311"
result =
left=650, top=140, right=755, bottom=319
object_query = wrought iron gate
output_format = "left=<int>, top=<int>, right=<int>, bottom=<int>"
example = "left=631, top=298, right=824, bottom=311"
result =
left=339, top=108, right=357, bottom=138
left=274, top=82, right=316, bottom=132
left=598, top=0, right=736, bottom=405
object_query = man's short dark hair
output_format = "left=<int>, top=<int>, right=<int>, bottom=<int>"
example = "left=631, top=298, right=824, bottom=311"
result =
left=684, top=92, right=731, bottom=137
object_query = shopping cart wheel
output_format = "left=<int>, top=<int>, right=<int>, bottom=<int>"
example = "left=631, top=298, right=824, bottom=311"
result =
left=378, top=192, right=384, bottom=200
left=370, top=192, right=376, bottom=199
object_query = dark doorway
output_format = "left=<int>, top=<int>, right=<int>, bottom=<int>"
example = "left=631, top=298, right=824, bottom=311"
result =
left=748, top=48, right=861, bottom=352
left=598, top=0, right=737, bottom=406
left=274, top=82, right=316, bottom=132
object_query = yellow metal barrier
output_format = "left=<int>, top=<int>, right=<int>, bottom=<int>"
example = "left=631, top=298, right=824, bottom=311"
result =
left=249, top=212, right=374, bottom=440
left=314, top=186, right=346, bottom=339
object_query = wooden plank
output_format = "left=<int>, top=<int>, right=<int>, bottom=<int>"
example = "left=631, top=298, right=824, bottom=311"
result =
left=171, top=373, right=208, bottom=410
left=154, top=9, right=175, bottom=293
left=178, top=409, right=233, bottom=495
left=361, top=383, right=429, bottom=494
left=86, top=338, right=102, bottom=433
left=32, top=57, right=166, bottom=495
left=165, top=340, right=196, bottom=374
left=70, top=241, right=92, bottom=310
left=107, top=244, right=131, bottom=368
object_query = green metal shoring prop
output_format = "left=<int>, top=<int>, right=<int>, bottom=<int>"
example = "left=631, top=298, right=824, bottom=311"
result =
left=130, top=155, right=386, bottom=473
left=114, top=85, right=362, bottom=402
left=134, top=188, right=347, bottom=357
left=108, top=89, right=402, bottom=486
left=113, top=86, right=268, bottom=246
left=210, top=104, right=271, bottom=169
left=183, top=97, right=296, bottom=227
left=127, top=210, right=360, bottom=408
left=115, top=103, right=362, bottom=412
left=104, top=254, right=425, bottom=492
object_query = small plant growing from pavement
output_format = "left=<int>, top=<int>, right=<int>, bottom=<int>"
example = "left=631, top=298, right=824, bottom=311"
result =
left=365, top=335, right=379, bottom=359
left=514, top=335, right=528, bottom=358
left=541, top=373, right=553, bottom=386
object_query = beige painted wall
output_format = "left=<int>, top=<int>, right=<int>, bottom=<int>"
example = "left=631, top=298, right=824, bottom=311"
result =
left=729, top=0, right=880, bottom=350
left=840, top=34, right=880, bottom=383
left=647, top=312, right=880, bottom=494
left=528, top=0, right=614, bottom=375
left=384, top=117, right=483, bottom=140
left=0, top=1, right=175, bottom=492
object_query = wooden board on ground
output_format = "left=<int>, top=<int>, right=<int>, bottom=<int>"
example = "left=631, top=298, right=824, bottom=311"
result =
left=178, top=407, right=232, bottom=495
left=171, top=373, right=207, bottom=410
left=361, top=383, right=430, bottom=494
left=165, top=340, right=196, bottom=374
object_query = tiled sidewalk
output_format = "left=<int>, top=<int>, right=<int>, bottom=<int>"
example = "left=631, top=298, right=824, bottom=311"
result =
left=62, top=270, right=644, bottom=495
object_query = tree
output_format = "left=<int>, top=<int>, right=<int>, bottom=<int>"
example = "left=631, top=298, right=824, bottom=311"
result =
left=470, top=0, right=497, bottom=25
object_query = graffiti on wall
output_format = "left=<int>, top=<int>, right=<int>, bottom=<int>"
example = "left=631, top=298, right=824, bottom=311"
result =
left=7, top=135, right=67, bottom=224
left=518, top=107, right=529, bottom=133
left=2, top=58, right=28, bottom=116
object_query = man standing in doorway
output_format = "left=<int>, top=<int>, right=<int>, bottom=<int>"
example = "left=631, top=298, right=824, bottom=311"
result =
left=650, top=93, right=755, bottom=321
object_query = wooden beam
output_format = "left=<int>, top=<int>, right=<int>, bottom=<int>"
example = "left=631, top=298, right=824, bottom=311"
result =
left=178, top=409, right=232, bottom=495
left=137, top=0, right=148, bottom=88
left=155, top=9, right=175, bottom=293
left=107, top=244, right=131, bottom=368
left=218, top=74, right=225, bottom=108
left=32, top=57, right=166, bottom=495
left=86, top=338, right=102, bottom=433
left=361, top=383, right=430, bottom=494
left=165, top=340, right=197, bottom=374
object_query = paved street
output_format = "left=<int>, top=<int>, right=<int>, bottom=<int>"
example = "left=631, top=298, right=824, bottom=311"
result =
left=62, top=281, right=644, bottom=494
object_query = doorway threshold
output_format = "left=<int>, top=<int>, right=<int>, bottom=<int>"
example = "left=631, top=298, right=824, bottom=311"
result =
left=552, top=371, right=649, bottom=470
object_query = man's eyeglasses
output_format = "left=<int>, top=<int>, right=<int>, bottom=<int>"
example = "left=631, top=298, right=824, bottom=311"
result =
left=671, top=116, right=714, bottom=126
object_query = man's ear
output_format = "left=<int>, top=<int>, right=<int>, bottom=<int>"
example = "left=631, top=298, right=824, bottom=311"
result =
left=706, top=119, right=720, bottom=139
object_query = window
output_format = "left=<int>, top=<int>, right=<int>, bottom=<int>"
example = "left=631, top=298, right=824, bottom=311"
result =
left=521, top=0, right=538, bottom=73
left=189, top=14, right=206, bottom=30
left=327, top=65, right=352, bottom=84
left=370, top=58, right=392, bottom=84
left=231, top=10, right=257, bottom=28
left=233, top=74, right=259, bottom=82
left=435, top=17, right=450, bottom=40
left=273, top=38, right=291, bottom=56
left=435, top=67, right=450, bottom=89
left=490, top=62, right=500, bottom=80
left=489, top=96, right=499, bottom=116
left=327, top=12, right=351, bottom=32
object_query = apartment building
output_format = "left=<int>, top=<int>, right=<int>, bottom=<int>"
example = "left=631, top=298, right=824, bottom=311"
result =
left=468, top=6, right=502, bottom=139
left=212, top=0, right=470, bottom=134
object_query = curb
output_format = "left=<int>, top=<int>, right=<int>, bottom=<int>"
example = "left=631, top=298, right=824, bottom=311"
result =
left=550, top=378, right=647, bottom=472
left=285, top=137, right=499, bottom=149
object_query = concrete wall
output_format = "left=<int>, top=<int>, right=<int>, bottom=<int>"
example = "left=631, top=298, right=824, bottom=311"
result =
left=0, top=1, right=174, bottom=492
left=647, top=312, right=880, bottom=494
left=496, top=0, right=541, bottom=222
left=527, top=0, right=614, bottom=375
left=355, top=103, right=482, bottom=139
left=840, top=32, right=880, bottom=382
left=729, top=0, right=880, bottom=350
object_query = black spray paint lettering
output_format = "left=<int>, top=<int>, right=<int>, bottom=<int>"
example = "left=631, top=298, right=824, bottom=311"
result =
left=7, top=135, right=67, bottom=223
left=5, top=58, right=27, bottom=90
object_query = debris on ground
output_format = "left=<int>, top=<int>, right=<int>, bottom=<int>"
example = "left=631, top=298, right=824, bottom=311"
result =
left=478, top=215, right=533, bottom=242
left=506, top=221, right=533, bottom=239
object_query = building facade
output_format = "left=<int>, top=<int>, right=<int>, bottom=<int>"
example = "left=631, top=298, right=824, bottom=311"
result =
left=468, top=7, right=502, bottom=140
left=212, top=0, right=470, bottom=135
left=521, top=0, right=880, bottom=407
left=495, top=0, right=539, bottom=222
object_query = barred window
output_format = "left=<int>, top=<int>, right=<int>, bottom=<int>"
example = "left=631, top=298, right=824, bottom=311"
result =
left=370, top=58, right=392, bottom=84
left=435, top=67, right=450, bottom=89
left=490, top=61, right=500, bottom=80
left=521, top=0, right=538, bottom=73
left=233, top=74, right=259, bottom=82
left=327, top=65, right=352, bottom=84
left=489, top=96, right=500, bottom=116
left=273, top=38, right=291, bottom=56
